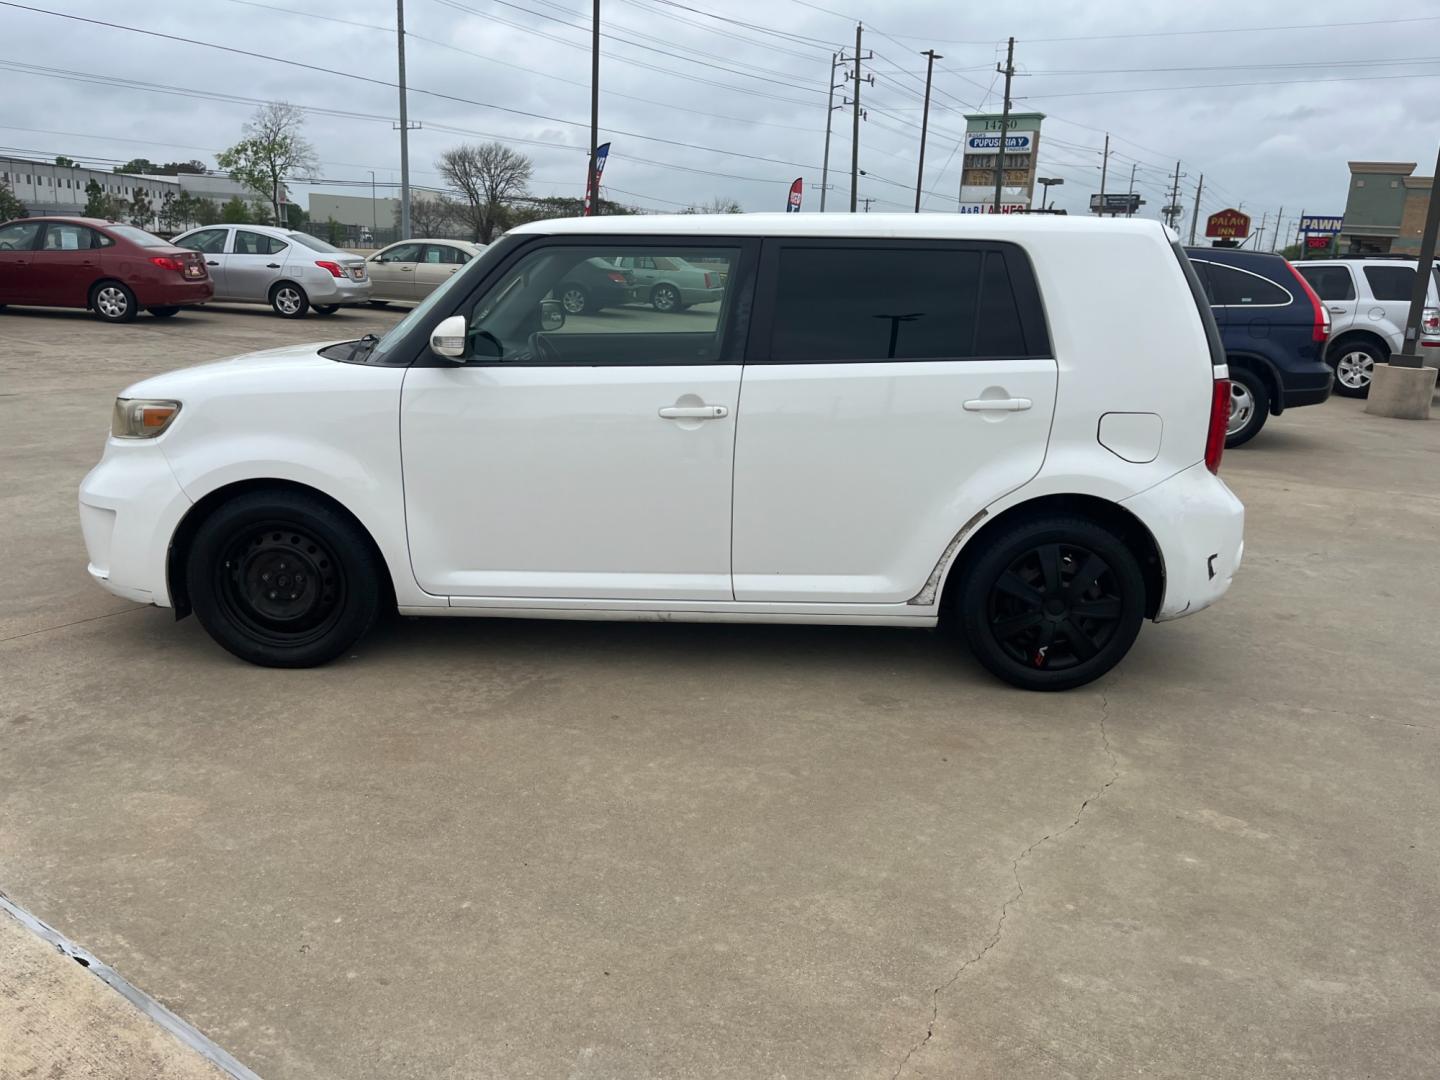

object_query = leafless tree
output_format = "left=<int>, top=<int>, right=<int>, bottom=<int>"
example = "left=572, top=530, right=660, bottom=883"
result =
left=407, top=194, right=461, bottom=237
left=436, top=142, right=534, bottom=242
left=681, top=196, right=744, bottom=214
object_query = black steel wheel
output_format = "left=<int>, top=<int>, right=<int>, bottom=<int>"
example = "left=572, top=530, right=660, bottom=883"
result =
left=957, top=515, right=1146, bottom=691
left=187, top=490, right=382, bottom=667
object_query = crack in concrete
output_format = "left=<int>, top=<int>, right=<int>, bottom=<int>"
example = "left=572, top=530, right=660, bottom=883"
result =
left=889, top=693, right=1120, bottom=1080
left=0, top=606, right=145, bottom=645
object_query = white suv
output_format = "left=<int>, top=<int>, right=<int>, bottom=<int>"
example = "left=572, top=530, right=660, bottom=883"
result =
left=79, top=215, right=1243, bottom=691
left=1294, top=258, right=1440, bottom=396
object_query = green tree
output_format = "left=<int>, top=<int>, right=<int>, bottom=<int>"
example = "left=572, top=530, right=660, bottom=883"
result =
left=82, top=178, right=122, bottom=219
left=325, top=216, right=344, bottom=245
left=194, top=198, right=222, bottom=226
left=127, top=189, right=155, bottom=228
left=217, top=101, right=316, bottom=226
left=0, top=178, right=26, bottom=220
left=53, top=155, right=77, bottom=168
left=284, top=203, right=309, bottom=229
left=220, top=196, right=253, bottom=224
left=161, top=160, right=207, bottom=175
left=114, top=158, right=160, bottom=175
left=436, top=141, right=533, bottom=243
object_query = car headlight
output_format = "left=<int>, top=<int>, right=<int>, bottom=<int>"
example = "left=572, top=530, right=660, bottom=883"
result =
left=111, top=398, right=181, bottom=439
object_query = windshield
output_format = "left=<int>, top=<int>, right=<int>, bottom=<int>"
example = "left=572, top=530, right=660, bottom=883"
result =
left=105, top=224, right=171, bottom=248
left=288, top=232, right=346, bottom=253
left=370, top=263, right=474, bottom=361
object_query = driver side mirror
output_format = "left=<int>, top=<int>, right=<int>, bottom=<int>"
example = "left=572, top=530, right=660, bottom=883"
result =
left=429, top=314, right=468, bottom=362
left=539, top=299, right=566, bottom=332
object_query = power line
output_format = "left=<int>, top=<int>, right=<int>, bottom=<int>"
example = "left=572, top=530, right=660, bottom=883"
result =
left=1021, top=69, right=1440, bottom=101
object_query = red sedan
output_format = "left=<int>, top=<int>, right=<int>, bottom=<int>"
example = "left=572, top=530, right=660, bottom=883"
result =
left=0, top=216, right=212, bottom=322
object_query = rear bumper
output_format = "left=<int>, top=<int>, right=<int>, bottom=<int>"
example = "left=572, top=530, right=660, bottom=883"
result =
left=78, top=440, right=192, bottom=606
left=679, top=286, right=726, bottom=305
left=305, top=275, right=372, bottom=305
left=136, top=279, right=214, bottom=307
left=1279, top=364, right=1334, bottom=410
left=1121, top=462, right=1245, bottom=622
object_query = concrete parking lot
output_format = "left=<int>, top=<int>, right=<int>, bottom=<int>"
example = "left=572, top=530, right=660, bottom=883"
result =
left=2, top=302, right=1438, bottom=1079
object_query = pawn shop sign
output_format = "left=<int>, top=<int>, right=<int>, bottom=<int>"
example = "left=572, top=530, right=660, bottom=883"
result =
left=1205, top=208, right=1251, bottom=240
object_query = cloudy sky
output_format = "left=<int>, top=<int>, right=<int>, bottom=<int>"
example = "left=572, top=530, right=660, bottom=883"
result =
left=1, top=0, right=1437, bottom=239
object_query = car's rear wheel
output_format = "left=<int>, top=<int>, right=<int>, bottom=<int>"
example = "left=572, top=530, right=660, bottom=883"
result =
left=559, top=284, right=589, bottom=315
left=651, top=283, right=680, bottom=312
left=91, top=281, right=137, bottom=323
left=1225, top=368, right=1269, bottom=448
left=313, top=304, right=340, bottom=315
left=1330, top=342, right=1382, bottom=398
left=186, top=490, right=382, bottom=668
left=270, top=282, right=310, bottom=318
left=367, top=299, right=390, bottom=307
left=957, top=516, right=1146, bottom=691
left=148, top=306, right=181, bottom=318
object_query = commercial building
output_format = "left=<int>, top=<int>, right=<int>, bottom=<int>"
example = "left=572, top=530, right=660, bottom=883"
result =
left=308, top=192, right=399, bottom=239
left=1336, top=161, right=1436, bottom=256
left=958, top=111, right=1044, bottom=213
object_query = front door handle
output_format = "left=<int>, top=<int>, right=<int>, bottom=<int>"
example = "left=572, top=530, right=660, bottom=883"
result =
left=658, top=404, right=728, bottom=420
left=206, top=260, right=219, bottom=266
left=266, top=262, right=281, bottom=269
left=400, top=266, right=414, bottom=272
left=964, top=397, right=1032, bottom=412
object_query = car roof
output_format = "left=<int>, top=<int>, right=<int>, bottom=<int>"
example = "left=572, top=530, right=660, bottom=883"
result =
left=507, top=212, right=1172, bottom=242
left=1184, top=247, right=1289, bottom=268
left=5, top=215, right=119, bottom=227
left=384, top=237, right=476, bottom=246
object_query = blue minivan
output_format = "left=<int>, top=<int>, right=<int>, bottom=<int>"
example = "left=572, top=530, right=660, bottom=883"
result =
left=1184, top=247, right=1333, bottom=447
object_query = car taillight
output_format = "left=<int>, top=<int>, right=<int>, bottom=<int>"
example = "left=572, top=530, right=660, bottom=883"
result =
left=1206, top=378, right=1229, bottom=474
left=316, top=260, right=345, bottom=278
left=1422, top=307, right=1440, bottom=336
left=703, top=272, right=714, bottom=288
left=149, top=256, right=184, bottom=274
left=1285, top=261, right=1328, bottom=342
left=607, top=270, right=627, bottom=284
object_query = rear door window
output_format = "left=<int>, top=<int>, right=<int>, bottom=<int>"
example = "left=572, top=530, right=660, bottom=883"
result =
left=1207, top=263, right=1291, bottom=306
left=1363, top=266, right=1415, bottom=301
left=1295, top=265, right=1356, bottom=301
left=234, top=230, right=287, bottom=256
left=40, top=223, right=99, bottom=250
left=764, top=243, right=1044, bottom=362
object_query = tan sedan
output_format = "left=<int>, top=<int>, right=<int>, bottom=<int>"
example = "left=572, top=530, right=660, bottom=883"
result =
left=365, top=239, right=485, bottom=304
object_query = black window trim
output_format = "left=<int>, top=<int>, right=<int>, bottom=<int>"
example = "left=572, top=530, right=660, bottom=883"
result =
left=746, top=237, right=1053, bottom=365
left=234, top=229, right=287, bottom=257
left=1190, top=258, right=1294, bottom=309
left=401, top=232, right=761, bottom=369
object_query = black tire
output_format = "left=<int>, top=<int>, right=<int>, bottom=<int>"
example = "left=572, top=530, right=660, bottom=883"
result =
left=367, top=299, right=390, bottom=307
left=148, top=306, right=181, bottom=318
left=558, top=283, right=589, bottom=315
left=957, top=516, right=1147, bottom=692
left=270, top=282, right=310, bottom=318
left=91, top=281, right=138, bottom=323
left=1329, top=340, right=1383, bottom=399
left=1224, top=367, right=1269, bottom=448
left=186, top=490, right=383, bottom=668
left=313, top=304, right=340, bottom=315
left=651, top=283, right=681, bottom=312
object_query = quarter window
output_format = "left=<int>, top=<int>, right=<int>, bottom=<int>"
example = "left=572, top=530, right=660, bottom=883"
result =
left=464, top=244, right=742, bottom=365
left=1295, top=265, right=1356, bottom=301
left=421, top=244, right=466, bottom=265
left=769, top=245, right=1035, bottom=361
left=1363, top=266, right=1416, bottom=301
left=1205, top=263, right=1291, bottom=306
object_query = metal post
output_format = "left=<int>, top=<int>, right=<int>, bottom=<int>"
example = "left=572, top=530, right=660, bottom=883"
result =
left=1189, top=173, right=1203, bottom=243
left=1273, top=205, right=1284, bottom=253
left=992, top=36, right=1015, bottom=213
left=1126, top=162, right=1137, bottom=217
left=369, top=170, right=377, bottom=236
left=396, top=0, right=411, bottom=240
left=915, top=49, right=941, bottom=213
left=1394, top=144, right=1440, bottom=368
left=821, top=52, right=839, bottom=213
left=850, top=23, right=863, bottom=213
left=1099, top=132, right=1109, bottom=201
left=588, top=0, right=600, bottom=215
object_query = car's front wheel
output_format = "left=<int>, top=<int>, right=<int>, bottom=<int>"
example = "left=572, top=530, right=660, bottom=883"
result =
left=270, top=282, right=310, bottom=318
left=91, top=281, right=137, bottom=323
left=559, top=284, right=589, bottom=315
left=1330, top=341, right=1382, bottom=398
left=186, top=490, right=383, bottom=667
left=956, top=516, right=1146, bottom=691
left=1225, top=367, right=1269, bottom=448
left=148, top=306, right=181, bottom=318
left=313, top=304, right=340, bottom=316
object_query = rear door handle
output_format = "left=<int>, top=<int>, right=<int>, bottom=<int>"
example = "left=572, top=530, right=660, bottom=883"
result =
left=658, top=405, right=728, bottom=420
left=266, top=262, right=281, bottom=269
left=206, top=260, right=219, bottom=266
left=1327, top=305, right=1348, bottom=313
left=963, top=397, right=1032, bottom=412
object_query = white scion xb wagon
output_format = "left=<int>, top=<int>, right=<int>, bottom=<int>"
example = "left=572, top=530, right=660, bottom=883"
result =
left=80, top=214, right=1243, bottom=690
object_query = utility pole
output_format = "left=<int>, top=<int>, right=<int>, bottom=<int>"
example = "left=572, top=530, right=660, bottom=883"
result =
left=1126, top=162, right=1137, bottom=216
left=850, top=23, right=864, bottom=213
left=1293, top=208, right=1306, bottom=259
left=369, top=170, right=377, bottom=237
left=1272, top=205, right=1284, bottom=252
left=587, top=0, right=600, bottom=216
left=992, top=36, right=1015, bottom=213
left=1188, top=173, right=1203, bottom=243
left=1099, top=132, right=1110, bottom=200
left=395, top=0, right=412, bottom=239
left=819, top=52, right=844, bottom=212
left=1163, top=160, right=1184, bottom=230
left=860, top=196, right=876, bottom=212
left=1255, top=211, right=1268, bottom=250
left=915, top=49, right=942, bottom=213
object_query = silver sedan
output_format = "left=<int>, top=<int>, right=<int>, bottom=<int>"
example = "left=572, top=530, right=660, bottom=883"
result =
left=171, top=224, right=371, bottom=318
left=365, top=239, right=485, bottom=304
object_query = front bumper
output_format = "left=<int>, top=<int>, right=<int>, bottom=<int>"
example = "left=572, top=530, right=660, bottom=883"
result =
left=78, top=440, right=193, bottom=606
left=1121, top=462, right=1245, bottom=622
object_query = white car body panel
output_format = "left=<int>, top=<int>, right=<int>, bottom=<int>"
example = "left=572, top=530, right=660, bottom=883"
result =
left=80, top=214, right=1243, bottom=658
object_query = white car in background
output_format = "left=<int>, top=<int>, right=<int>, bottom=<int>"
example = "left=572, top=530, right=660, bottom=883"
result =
left=171, top=224, right=371, bottom=317
left=365, top=239, right=486, bottom=304
left=79, top=214, right=1243, bottom=691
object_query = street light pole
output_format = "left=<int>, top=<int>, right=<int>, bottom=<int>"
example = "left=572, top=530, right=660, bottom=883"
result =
left=395, top=0, right=411, bottom=240
left=914, top=49, right=942, bottom=213
left=1394, top=144, right=1440, bottom=368
left=587, top=0, right=600, bottom=215
left=369, top=170, right=377, bottom=237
